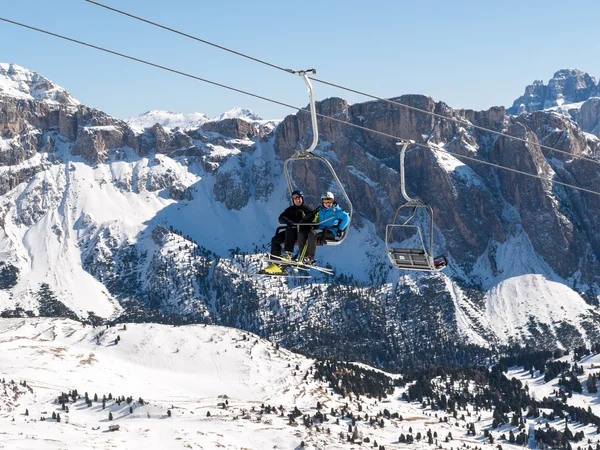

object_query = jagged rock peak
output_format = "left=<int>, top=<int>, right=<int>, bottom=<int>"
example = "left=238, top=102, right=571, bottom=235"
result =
left=125, top=110, right=209, bottom=133
left=508, top=68, right=599, bottom=115
left=0, top=63, right=80, bottom=107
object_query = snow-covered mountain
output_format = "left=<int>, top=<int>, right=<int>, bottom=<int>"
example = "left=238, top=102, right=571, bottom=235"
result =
left=1, top=63, right=600, bottom=369
left=214, top=106, right=262, bottom=121
left=125, top=110, right=210, bottom=133
left=0, top=63, right=79, bottom=107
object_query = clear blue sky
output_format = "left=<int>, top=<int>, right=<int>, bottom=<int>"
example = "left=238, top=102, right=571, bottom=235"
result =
left=1, top=0, right=599, bottom=120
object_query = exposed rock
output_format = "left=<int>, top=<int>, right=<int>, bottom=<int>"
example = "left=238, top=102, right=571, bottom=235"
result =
left=72, top=127, right=109, bottom=165
left=0, top=163, right=49, bottom=196
left=577, top=97, right=600, bottom=138
left=136, top=124, right=194, bottom=157
left=202, top=118, right=258, bottom=140
left=0, top=140, right=36, bottom=166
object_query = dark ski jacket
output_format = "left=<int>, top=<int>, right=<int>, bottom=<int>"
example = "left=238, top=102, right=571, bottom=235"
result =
left=278, top=203, right=317, bottom=226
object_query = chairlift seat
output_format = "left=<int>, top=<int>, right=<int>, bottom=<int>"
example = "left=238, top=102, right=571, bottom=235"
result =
left=275, top=226, right=339, bottom=247
left=389, top=247, right=433, bottom=270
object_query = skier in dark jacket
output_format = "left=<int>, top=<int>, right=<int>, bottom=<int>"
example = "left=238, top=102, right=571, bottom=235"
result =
left=263, top=189, right=316, bottom=274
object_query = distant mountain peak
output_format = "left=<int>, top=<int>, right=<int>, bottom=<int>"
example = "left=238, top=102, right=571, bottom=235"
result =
left=0, top=62, right=80, bottom=107
left=213, top=107, right=261, bottom=122
left=508, top=68, right=598, bottom=115
left=125, top=109, right=209, bottom=133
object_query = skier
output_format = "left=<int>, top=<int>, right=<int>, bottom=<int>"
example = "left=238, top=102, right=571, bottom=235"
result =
left=298, top=191, right=350, bottom=265
left=262, top=189, right=316, bottom=274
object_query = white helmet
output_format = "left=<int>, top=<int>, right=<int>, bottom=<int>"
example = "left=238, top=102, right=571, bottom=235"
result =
left=321, top=191, right=334, bottom=200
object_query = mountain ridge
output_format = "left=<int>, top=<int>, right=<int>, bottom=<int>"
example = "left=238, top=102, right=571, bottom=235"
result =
left=1, top=64, right=600, bottom=368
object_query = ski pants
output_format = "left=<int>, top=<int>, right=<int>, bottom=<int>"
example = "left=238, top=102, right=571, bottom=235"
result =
left=271, top=227, right=301, bottom=256
left=297, top=229, right=336, bottom=259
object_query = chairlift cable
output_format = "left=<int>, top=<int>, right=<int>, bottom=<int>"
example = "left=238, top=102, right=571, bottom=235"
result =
left=1, top=17, right=600, bottom=198
left=85, top=0, right=292, bottom=74
left=0, top=18, right=300, bottom=109
left=84, top=0, right=600, bottom=167
left=310, top=77, right=600, bottom=165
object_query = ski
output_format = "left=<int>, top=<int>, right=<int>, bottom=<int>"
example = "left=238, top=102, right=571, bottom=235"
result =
left=263, top=255, right=335, bottom=276
left=253, top=271, right=312, bottom=279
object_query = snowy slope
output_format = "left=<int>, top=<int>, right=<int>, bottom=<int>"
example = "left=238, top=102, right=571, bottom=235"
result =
left=0, top=143, right=193, bottom=317
left=2, top=317, right=583, bottom=450
left=467, top=232, right=595, bottom=344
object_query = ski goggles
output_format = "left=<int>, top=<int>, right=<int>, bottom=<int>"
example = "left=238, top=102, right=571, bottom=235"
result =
left=292, top=195, right=302, bottom=200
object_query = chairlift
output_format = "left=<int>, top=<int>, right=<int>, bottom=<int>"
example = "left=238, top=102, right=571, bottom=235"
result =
left=385, top=140, right=447, bottom=271
left=283, top=69, right=353, bottom=246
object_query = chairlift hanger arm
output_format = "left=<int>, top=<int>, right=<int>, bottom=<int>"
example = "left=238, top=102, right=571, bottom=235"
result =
left=289, top=69, right=318, bottom=155
left=396, top=140, right=415, bottom=203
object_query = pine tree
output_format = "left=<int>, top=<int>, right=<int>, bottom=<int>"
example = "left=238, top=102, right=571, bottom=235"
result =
left=565, top=421, right=574, bottom=440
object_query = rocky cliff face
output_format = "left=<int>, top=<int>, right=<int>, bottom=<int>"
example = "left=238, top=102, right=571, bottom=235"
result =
left=273, top=93, right=600, bottom=284
left=2, top=64, right=600, bottom=369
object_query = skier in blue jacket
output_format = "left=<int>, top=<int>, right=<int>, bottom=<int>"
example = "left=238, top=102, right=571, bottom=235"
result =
left=297, top=191, right=350, bottom=265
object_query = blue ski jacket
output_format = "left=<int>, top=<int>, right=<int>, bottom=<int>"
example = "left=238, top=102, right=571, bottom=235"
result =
left=315, top=203, right=350, bottom=233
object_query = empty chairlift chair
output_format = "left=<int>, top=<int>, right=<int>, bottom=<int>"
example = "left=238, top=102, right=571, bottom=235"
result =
left=385, top=141, right=447, bottom=271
